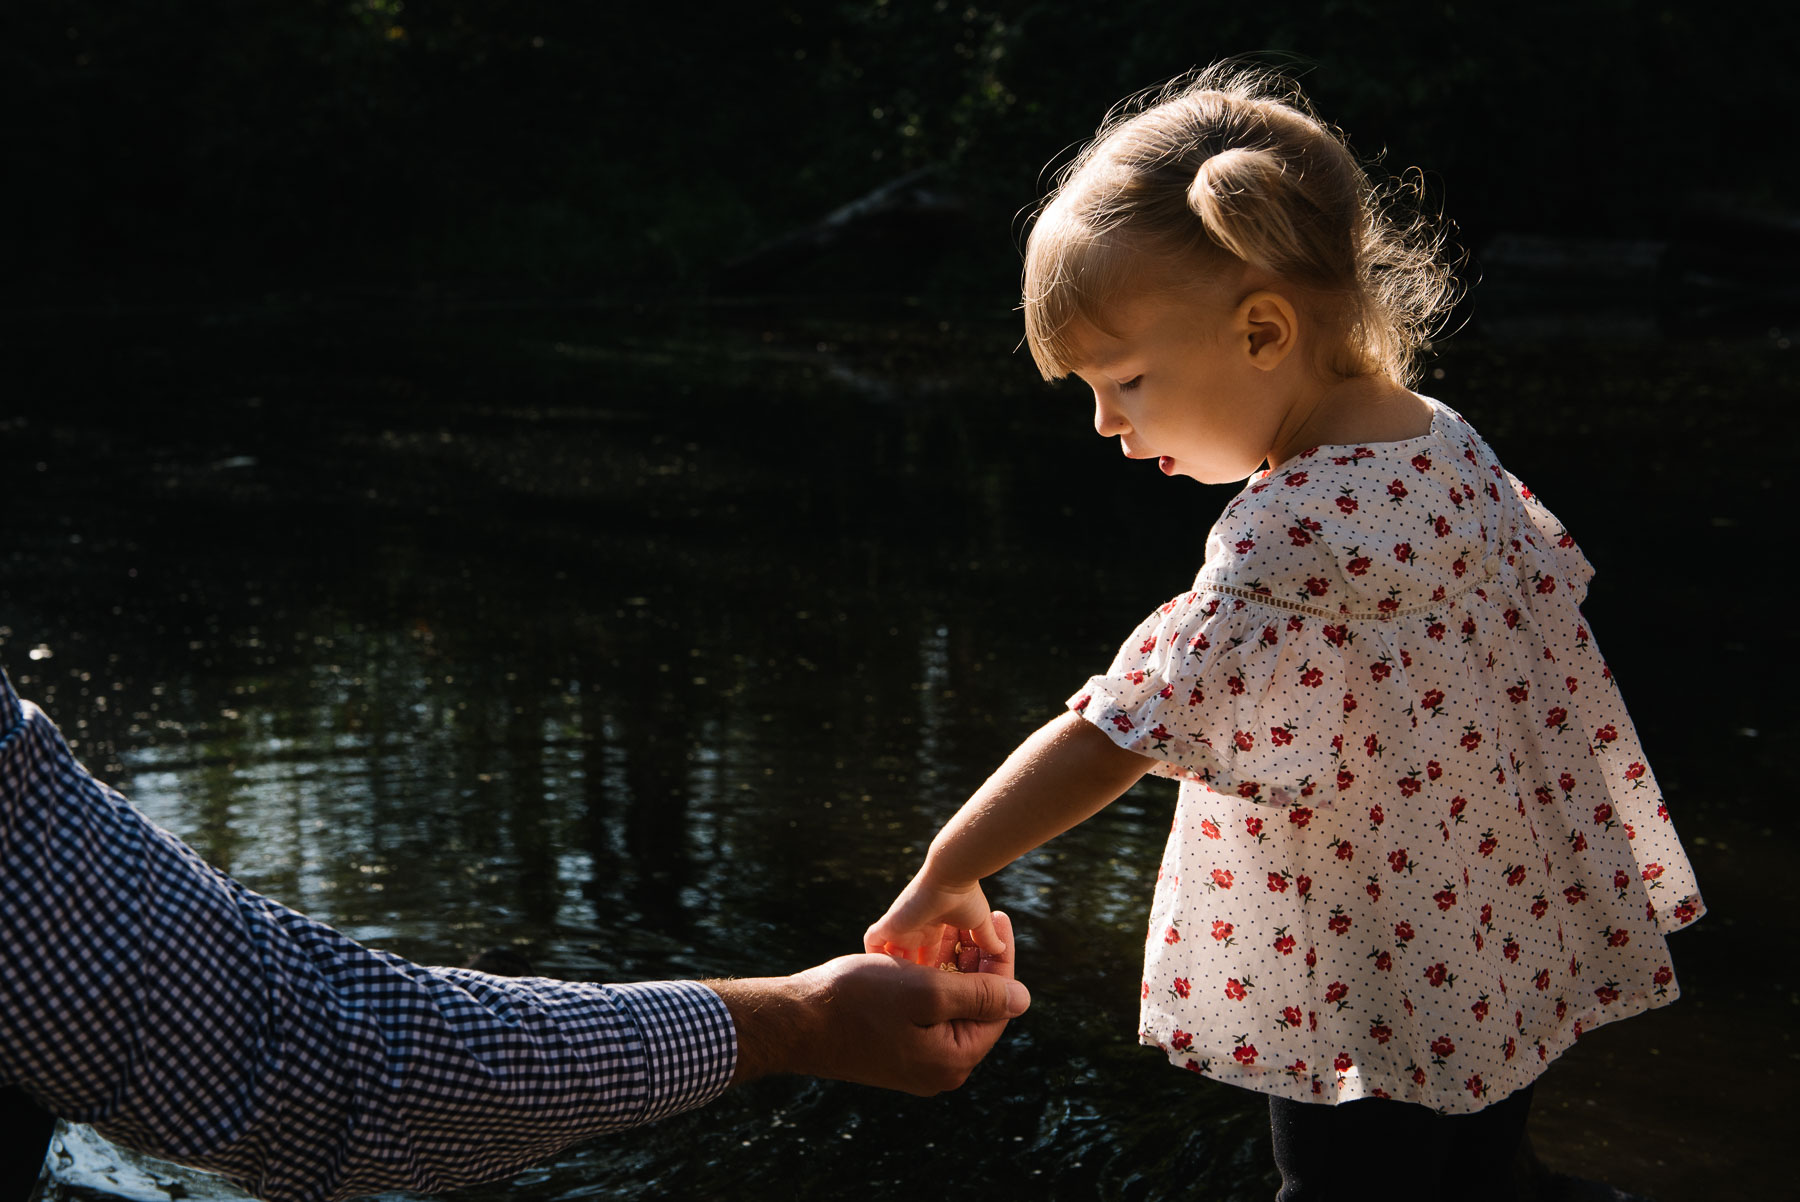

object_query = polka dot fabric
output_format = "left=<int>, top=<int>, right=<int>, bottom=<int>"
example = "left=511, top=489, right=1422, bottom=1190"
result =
left=1069, top=399, right=1702, bottom=1114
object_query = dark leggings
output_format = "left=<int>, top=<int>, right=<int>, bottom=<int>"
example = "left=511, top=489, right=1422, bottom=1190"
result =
left=1269, top=1083, right=1535, bottom=1201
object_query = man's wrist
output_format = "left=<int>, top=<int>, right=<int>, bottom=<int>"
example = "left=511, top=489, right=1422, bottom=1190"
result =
left=702, top=975, right=823, bottom=1086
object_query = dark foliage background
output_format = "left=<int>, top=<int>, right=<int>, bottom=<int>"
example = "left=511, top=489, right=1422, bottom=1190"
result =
left=9, top=0, right=1797, bottom=303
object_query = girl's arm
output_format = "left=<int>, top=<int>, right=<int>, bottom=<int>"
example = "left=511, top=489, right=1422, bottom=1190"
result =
left=864, top=711, right=1154, bottom=961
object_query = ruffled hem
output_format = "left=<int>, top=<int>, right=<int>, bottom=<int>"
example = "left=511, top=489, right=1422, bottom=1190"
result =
left=1140, top=975, right=1679, bottom=1115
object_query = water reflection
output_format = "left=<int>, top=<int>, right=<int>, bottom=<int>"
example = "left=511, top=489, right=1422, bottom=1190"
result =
left=3, top=306, right=1792, bottom=1200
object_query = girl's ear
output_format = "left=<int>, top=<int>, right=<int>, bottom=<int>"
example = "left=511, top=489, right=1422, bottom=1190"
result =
left=1238, top=291, right=1298, bottom=371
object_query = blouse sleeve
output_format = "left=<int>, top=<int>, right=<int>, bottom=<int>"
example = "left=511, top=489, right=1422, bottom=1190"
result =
left=1067, top=587, right=1354, bottom=804
left=1507, top=472, right=1595, bottom=607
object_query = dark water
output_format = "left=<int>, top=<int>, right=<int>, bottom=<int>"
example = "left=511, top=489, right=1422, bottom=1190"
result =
left=4, top=304, right=1793, bottom=1200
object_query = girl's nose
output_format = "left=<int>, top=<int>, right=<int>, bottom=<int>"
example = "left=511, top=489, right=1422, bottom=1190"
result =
left=1093, top=391, right=1130, bottom=437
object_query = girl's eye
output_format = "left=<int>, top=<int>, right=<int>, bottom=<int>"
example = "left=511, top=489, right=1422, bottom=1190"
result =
left=1119, top=375, right=1143, bottom=392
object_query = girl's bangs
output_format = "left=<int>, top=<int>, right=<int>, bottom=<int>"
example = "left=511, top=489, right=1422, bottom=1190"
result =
left=1021, top=215, right=1135, bottom=382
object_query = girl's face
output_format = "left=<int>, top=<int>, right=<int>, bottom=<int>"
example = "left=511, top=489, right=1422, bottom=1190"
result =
left=1067, top=280, right=1306, bottom=485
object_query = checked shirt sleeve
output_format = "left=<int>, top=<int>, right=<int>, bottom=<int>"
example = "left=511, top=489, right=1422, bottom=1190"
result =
left=0, top=669, right=736, bottom=1202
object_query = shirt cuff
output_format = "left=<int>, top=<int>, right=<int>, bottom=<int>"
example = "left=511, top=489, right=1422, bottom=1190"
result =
left=608, top=980, right=737, bottom=1123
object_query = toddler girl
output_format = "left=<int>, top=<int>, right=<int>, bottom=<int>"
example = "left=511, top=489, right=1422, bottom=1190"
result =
left=864, top=64, right=1702, bottom=1198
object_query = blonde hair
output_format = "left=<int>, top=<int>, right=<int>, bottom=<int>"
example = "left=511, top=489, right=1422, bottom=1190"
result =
left=1022, top=63, right=1457, bottom=385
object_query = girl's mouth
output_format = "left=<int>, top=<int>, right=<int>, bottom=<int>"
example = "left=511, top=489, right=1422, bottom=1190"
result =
left=1159, top=456, right=1176, bottom=475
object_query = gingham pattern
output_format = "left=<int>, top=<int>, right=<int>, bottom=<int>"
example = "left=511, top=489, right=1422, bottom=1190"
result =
left=0, top=668, right=735, bottom=1202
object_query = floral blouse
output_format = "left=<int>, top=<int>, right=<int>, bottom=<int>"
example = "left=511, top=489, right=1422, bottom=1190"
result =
left=1069, top=398, right=1703, bottom=1114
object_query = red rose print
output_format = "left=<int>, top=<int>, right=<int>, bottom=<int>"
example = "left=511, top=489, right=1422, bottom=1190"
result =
left=1389, top=848, right=1410, bottom=873
left=1388, top=479, right=1408, bottom=500
left=1373, top=951, right=1392, bottom=971
left=1395, top=921, right=1416, bottom=942
left=1594, top=724, right=1618, bottom=743
left=1427, top=621, right=1446, bottom=641
left=1229, top=675, right=1246, bottom=695
left=1449, top=796, right=1467, bottom=820
left=1593, top=803, right=1613, bottom=825
left=1173, top=977, right=1190, bottom=998
left=1606, top=927, right=1629, bottom=948
left=1274, top=933, right=1297, bottom=955
left=1536, top=575, right=1556, bottom=594
left=1424, top=962, right=1449, bottom=987
left=1334, top=840, right=1354, bottom=861
left=1426, top=760, right=1443, bottom=781
left=1459, top=727, right=1482, bottom=751
left=1235, top=538, right=1256, bottom=554
left=1564, top=884, right=1587, bottom=904
left=1366, top=879, right=1381, bottom=901
left=1285, top=472, right=1308, bottom=486
left=1594, top=984, right=1620, bottom=1006
left=1190, top=632, right=1211, bottom=652
left=1472, top=997, right=1489, bottom=1022
left=1343, top=692, right=1357, bottom=713
left=1371, top=660, right=1391, bottom=681
left=1507, top=682, right=1529, bottom=703
left=1466, top=1075, right=1485, bottom=1098
left=1654, top=965, right=1673, bottom=986
left=1337, top=768, right=1355, bottom=790
left=1171, top=1030, right=1193, bottom=1051
left=1233, top=730, right=1255, bottom=752
left=1328, top=912, right=1351, bottom=935
left=1531, top=895, right=1549, bottom=919
left=1614, top=869, right=1630, bottom=890
left=1268, top=872, right=1289, bottom=893
left=1397, top=776, right=1421, bottom=797
left=1503, top=608, right=1520, bottom=629
left=1411, top=453, right=1432, bottom=473
left=1325, top=981, right=1348, bottom=1004
left=1225, top=978, right=1247, bottom=1000
left=1322, top=624, right=1348, bottom=647
left=1283, top=1006, right=1303, bottom=1027
left=1642, top=862, right=1664, bottom=880
left=1394, top=542, right=1413, bottom=563
left=1246, top=815, right=1265, bottom=837
left=1534, top=969, right=1550, bottom=990
left=1453, top=557, right=1467, bottom=577
left=1164, top=925, right=1182, bottom=944
left=1506, top=864, right=1527, bottom=886
left=1233, top=1043, right=1258, bottom=1065
left=1211, top=868, right=1234, bottom=889
left=1211, top=920, right=1234, bottom=942
left=1296, top=875, right=1312, bottom=896
left=1334, top=1052, right=1353, bottom=1072
left=1478, top=833, right=1498, bottom=857
left=1434, top=515, right=1452, bottom=537
left=1336, top=494, right=1358, bottom=514
left=1289, top=807, right=1313, bottom=828
left=1369, top=804, right=1384, bottom=826
left=1300, top=667, right=1323, bottom=688
left=1347, top=556, right=1371, bottom=576
left=1201, top=818, right=1221, bottom=839
left=1504, top=1037, right=1517, bottom=1061
left=1111, top=713, right=1134, bottom=732
left=1431, top=1036, right=1455, bottom=1057
left=1269, top=727, right=1293, bottom=747
left=1434, top=888, right=1457, bottom=910
left=1624, top=762, right=1646, bottom=782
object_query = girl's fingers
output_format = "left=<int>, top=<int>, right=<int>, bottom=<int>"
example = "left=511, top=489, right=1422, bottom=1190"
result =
left=966, top=911, right=1005, bottom=957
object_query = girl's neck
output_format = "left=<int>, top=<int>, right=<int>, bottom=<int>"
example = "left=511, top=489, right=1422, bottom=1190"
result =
left=1267, top=374, right=1432, bottom=470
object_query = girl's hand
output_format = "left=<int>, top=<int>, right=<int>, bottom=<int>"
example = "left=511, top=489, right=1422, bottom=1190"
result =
left=863, top=871, right=1004, bottom=965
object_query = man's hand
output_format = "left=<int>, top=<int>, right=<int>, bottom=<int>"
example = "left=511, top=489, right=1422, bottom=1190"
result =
left=709, top=911, right=1027, bottom=1096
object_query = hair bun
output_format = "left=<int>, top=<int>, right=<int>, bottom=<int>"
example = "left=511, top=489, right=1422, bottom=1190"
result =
left=1186, top=148, right=1291, bottom=268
